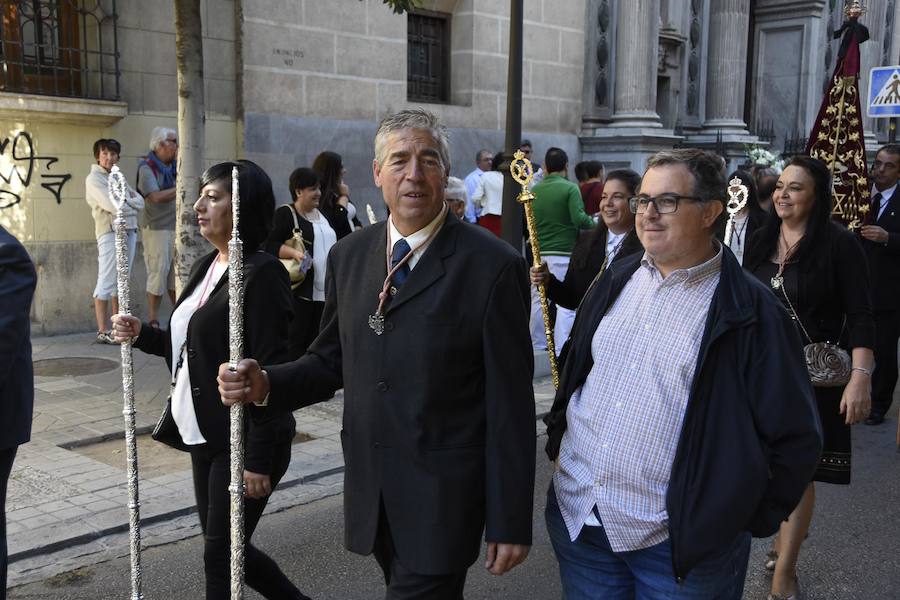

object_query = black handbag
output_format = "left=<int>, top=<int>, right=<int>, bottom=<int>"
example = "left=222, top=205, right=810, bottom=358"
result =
left=152, top=399, right=190, bottom=452
left=152, top=341, right=190, bottom=452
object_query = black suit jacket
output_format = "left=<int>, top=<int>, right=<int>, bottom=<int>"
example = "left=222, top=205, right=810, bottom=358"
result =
left=862, top=190, right=900, bottom=311
left=0, top=226, right=36, bottom=450
left=134, top=250, right=296, bottom=473
left=546, top=227, right=642, bottom=309
left=265, top=212, right=536, bottom=575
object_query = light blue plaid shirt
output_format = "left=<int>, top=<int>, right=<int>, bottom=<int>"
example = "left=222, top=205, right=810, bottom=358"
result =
left=554, top=245, right=722, bottom=551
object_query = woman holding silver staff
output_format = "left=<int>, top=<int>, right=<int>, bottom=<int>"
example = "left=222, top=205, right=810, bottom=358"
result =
left=112, top=160, right=310, bottom=600
left=529, top=169, right=642, bottom=311
left=744, top=156, right=874, bottom=600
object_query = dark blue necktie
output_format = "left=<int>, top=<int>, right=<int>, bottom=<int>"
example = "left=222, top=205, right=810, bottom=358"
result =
left=871, top=192, right=883, bottom=222
left=391, top=238, right=412, bottom=288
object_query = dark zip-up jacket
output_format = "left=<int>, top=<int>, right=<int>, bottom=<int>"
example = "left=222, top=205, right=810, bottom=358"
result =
left=544, top=246, right=822, bottom=580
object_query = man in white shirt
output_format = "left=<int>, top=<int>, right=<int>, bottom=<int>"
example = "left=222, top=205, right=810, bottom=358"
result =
left=463, top=149, right=492, bottom=223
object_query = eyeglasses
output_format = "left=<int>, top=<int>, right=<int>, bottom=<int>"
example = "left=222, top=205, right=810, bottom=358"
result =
left=628, top=194, right=704, bottom=214
left=164, top=137, right=179, bottom=146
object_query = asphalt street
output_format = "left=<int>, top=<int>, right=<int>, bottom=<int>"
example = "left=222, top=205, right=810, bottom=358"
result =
left=8, top=424, right=900, bottom=599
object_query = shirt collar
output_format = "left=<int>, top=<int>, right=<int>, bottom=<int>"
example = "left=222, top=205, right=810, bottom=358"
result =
left=388, top=203, right=448, bottom=258
left=640, top=240, right=723, bottom=286
left=872, top=183, right=897, bottom=202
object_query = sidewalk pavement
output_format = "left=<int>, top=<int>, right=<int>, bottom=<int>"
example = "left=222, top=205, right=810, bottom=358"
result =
left=8, top=332, right=555, bottom=580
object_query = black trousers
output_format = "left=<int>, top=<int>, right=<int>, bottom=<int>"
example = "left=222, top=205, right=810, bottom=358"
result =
left=288, top=297, right=325, bottom=360
left=372, top=501, right=468, bottom=600
left=1, top=446, right=16, bottom=600
left=871, top=310, right=900, bottom=418
left=190, top=442, right=305, bottom=600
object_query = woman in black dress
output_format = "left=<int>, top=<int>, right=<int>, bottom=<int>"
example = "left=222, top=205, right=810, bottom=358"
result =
left=113, top=161, right=309, bottom=600
left=266, top=167, right=338, bottom=359
left=529, top=169, right=643, bottom=310
left=744, top=156, right=874, bottom=600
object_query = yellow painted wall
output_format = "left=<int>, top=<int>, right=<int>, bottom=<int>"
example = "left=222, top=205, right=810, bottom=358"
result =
left=0, top=115, right=238, bottom=243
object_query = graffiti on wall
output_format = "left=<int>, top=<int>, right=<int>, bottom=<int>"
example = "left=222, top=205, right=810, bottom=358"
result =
left=0, top=131, right=72, bottom=208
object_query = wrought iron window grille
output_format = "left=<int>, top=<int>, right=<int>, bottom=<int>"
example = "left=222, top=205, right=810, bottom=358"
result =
left=0, top=0, right=120, bottom=101
left=407, top=10, right=450, bottom=104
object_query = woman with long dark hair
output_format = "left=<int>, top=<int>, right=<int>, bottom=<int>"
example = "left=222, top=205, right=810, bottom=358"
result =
left=266, top=167, right=337, bottom=360
left=113, top=161, right=310, bottom=600
left=530, top=169, right=643, bottom=309
left=744, top=156, right=874, bottom=600
left=312, top=150, right=357, bottom=238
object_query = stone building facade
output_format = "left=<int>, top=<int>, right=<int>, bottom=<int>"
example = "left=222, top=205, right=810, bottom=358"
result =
left=2, top=0, right=898, bottom=333
left=582, top=0, right=900, bottom=169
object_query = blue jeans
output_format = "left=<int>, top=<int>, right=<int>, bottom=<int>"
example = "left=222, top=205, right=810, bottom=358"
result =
left=545, top=485, right=750, bottom=599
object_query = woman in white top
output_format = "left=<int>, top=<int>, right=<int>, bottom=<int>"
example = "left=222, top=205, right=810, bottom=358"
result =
left=471, top=152, right=505, bottom=237
left=266, top=167, right=338, bottom=359
left=113, top=161, right=310, bottom=600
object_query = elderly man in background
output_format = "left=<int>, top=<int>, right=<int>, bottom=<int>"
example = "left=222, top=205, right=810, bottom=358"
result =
left=137, top=126, right=178, bottom=328
left=85, top=138, right=143, bottom=344
left=543, top=149, right=822, bottom=598
left=445, top=176, right=468, bottom=220
left=219, top=108, right=536, bottom=600
left=463, top=149, right=492, bottom=224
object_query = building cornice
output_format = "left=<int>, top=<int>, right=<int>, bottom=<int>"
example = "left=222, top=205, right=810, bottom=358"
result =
left=0, top=93, right=128, bottom=127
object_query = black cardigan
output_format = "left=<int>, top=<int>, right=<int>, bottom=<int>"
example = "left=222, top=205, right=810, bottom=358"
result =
left=744, top=221, right=875, bottom=350
left=265, top=204, right=317, bottom=300
left=546, top=227, right=643, bottom=309
left=134, top=250, right=296, bottom=473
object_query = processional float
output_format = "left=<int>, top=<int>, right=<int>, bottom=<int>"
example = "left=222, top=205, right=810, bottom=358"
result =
left=108, top=165, right=144, bottom=600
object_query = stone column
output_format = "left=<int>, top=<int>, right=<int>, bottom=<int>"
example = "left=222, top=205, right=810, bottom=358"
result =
left=611, top=0, right=662, bottom=127
left=703, top=0, right=751, bottom=133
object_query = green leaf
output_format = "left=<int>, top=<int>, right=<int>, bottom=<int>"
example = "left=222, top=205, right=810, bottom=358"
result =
left=368, top=0, right=422, bottom=14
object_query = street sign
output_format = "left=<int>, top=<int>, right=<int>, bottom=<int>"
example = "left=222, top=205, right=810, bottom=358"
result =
left=868, top=66, right=900, bottom=118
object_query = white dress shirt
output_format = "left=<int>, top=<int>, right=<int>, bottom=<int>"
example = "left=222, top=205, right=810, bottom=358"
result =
left=871, top=183, right=897, bottom=221
left=387, top=204, right=448, bottom=271
left=303, top=208, right=337, bottom=302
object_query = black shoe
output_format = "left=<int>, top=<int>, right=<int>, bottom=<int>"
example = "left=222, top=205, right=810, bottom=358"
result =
left=865, top=413, right=885, bottom=426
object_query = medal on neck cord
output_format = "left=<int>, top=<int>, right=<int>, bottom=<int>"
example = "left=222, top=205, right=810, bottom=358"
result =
left=368, top=204, right=448, bottom=335
left=724, top=176, right=749, bottom=248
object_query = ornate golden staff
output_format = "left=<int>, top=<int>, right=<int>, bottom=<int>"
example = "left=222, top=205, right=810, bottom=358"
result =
left=107, top=165, right=144, bottom=600
left=510, top=150, right=559, bottom=389
left=724, top=176, right=749, bottom=248
left=228, top=166, right=246, bottom=598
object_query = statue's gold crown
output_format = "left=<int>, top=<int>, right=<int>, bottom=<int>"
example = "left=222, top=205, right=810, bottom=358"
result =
left=845, top=0, right=866, bottom=18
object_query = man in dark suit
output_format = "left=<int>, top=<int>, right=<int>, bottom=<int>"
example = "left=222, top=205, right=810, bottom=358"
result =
left=220, top=109, right=536, bottom=599
left=862, top=144, right=900, bottom=425
left=0, top=225, right=37, bottom=594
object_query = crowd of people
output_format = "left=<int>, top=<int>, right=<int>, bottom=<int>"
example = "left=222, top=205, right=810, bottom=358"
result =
left=1, top=107, right=897, bottom=599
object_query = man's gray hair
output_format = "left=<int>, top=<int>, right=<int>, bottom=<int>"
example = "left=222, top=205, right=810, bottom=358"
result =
left=645, top=149, right=726, bottom=205
left=374, top=109, right=451, bottom=171
left=149, top=126, right=177, bottom=152
left=475, top=148, right=491, bottom=163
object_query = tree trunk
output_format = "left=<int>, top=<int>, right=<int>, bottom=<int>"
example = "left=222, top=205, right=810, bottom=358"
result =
left=173, top=0, right=207, bottom=294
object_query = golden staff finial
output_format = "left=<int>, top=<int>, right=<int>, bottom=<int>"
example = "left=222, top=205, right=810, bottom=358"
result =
left=511, top=150, right=559, bottom=389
